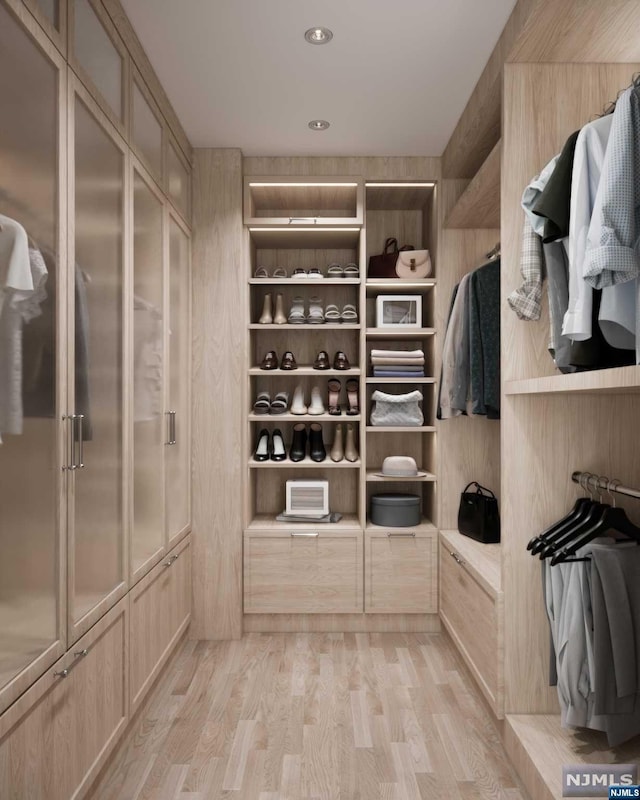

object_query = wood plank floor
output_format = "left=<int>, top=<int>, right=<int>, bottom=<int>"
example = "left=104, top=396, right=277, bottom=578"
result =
left=91, top=633, right=525, bottom=800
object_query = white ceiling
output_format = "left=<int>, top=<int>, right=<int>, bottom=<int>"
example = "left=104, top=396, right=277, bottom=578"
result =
left=121, top=0, right=517, bottom=157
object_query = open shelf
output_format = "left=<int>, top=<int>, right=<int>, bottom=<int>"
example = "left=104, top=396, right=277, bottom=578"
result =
left=247, top=513, right=361, bottom=532
left=365, top=182, right=435, bottom=211
left=249, top=278, right=361, bottom=286
left=365, top=279, right=436, bottom=294
left=249, top=413, right=361, bottom=423
left=366, top=469, right=436, bottom=482
left=249, top=323, right=361, bottom=331
left=249, top=458, right=361, bottom=469
left=365, top=518, right=437, bottom=534
left=440, top=529, right=501, bottom=598
left=365, top=426, right=436, bottom=433
left=366, top=327, right=435, bottom=339
left=365, top=377, right=435, bottom=385
left=248, top=227, right=361, bottom=249
left=444, top=139, right=501, bottom=229
left=250, top=367, right=362, bottom=377
left=505, top=366, right=640, bottom=396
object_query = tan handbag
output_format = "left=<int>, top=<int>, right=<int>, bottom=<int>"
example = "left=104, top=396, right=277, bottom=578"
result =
left=395, top=249, right=432, bottom=279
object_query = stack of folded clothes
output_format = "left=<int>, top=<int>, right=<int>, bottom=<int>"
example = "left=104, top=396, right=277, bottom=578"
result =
left=370, top=348, right=425, bottom=377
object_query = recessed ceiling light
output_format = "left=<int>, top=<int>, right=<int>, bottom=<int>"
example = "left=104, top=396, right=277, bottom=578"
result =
left=308, top=119, right=330, bottom=131
left=304, top=27, right=333, bottom=45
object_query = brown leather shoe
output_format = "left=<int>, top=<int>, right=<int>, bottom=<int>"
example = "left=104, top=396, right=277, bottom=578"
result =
left=281, top=351, right=298, bottom=370
left=260, top=350, right=278, bottom=370
left=313, top=350, right=331, bottom=370
left=333, top=351, right=350, bottom=370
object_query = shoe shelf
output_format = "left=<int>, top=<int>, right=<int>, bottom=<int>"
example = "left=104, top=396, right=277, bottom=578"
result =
left=249, top=458, right=362, bottom=469
left=366, top=469, right=437, bottom=482
left=365, top=279, right=436, bottom=294
left=249, top=278, right=361, bottom=286
left=365, top=327, right=435, bottom=339
left=249, top=323, right=361, bottom=331
left=249, top=366, right=362, bottom=377
left=246, top=513, right=362, bottom=532
left=248, top=413, right=361, bottom=423
left=365, top=426, right=436, bottom=433
left=364, top=376, right=435, bottom=384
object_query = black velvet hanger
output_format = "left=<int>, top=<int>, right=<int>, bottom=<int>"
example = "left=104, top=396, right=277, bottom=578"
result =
left=550, top=505, right=640, bottom=566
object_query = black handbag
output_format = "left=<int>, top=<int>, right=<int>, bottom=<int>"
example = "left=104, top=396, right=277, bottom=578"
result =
left=457, top=482, right=500, bottom=543
left=367, top=237, right=415, bottom=279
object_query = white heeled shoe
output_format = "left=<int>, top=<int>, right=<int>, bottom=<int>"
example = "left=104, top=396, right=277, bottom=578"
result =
left=308, top=386, right=325, bottom=415
left=290, top=384, right=307, bottom=415
left=259, top=293, right=273, bottom=324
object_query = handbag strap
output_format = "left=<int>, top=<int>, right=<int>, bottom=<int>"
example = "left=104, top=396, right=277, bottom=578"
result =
left=399, top=245, right=415, bottom=251
left=382, top=237, right=399, bottom=255
left=462, top=481, right=497, bottom=499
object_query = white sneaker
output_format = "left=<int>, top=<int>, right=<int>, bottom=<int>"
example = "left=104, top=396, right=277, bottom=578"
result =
left=290, top=384, right=307, bottom=415
left=308, top=386, right=325, bottom=415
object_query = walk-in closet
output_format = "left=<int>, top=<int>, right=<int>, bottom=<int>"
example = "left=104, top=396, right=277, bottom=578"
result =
left=3, top=0, right=640, bottom=798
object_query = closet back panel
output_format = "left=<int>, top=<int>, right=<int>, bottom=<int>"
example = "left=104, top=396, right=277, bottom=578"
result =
left=0, top=0, right=62, bottom=699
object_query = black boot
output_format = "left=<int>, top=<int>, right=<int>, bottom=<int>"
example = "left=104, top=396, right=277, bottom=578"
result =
left=309, top=423, right=326, bottom=462
left=290, top=423, right=307, bottom=462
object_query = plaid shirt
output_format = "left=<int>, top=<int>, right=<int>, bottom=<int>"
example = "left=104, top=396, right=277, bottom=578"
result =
left=508, top=218, right=544, bottom=320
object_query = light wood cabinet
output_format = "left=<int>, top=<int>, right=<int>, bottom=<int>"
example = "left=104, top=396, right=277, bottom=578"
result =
left=0, top=598, right=128, bottom=800
left=244, top=529, right=363, bottom=614
left=365, top=526, right=438, bottom=613
left=129, top=536, right=191, bottom=712
left=439, top=539, right=503, bottom=717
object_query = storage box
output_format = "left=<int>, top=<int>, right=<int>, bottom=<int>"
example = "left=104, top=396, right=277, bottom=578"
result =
left=286, top=480, right=329, bottom=517
left=370, top=493, right=421, bottom=527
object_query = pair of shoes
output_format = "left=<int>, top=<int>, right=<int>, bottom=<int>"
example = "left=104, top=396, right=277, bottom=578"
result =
left=254, top=266, right=287, bottom=278
left=330, top=423, right=359, bottom=462
left=260, top=350, right=297, bottom=370
left=254, top=428, right=286, bottom=461
left=291, top=423, right=326, bottom=462
left=292, top=268, right=323, bottom=279
left=291, top=385, right=325, bottom=415
left=327, top=379, right=359, bottom=415
left=313, top=350, right=351, bottom=370
left=288, top=296, right=325, bottom=324
left=327, top=263, right=359, bottom=278
left=324, top=303, right=358, bottom=323
left=259, top=293, right=287, bottom=324
left=253, top=391, right=289, bottom=415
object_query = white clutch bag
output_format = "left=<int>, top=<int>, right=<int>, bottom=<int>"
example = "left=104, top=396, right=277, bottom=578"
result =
left=395, top=249, right=432, bottom=279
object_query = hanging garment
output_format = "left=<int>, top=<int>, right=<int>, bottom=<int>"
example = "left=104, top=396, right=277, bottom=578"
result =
left=439, top=273, right=471, bottom=419
left=469, top=260, right=501, bottom=419
left=508, top=219, right=544, bottom=321
left=532, top=130, right=580, bottom=242
left=437, top=283, right=459, bottom=420
left=134, top=295, right=163, bottom=423
left=543, top=242, right=575, bottom=373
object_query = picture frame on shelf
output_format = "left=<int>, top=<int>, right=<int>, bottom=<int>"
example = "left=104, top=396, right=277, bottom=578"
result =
left=375, top=295, right=422, bottom=328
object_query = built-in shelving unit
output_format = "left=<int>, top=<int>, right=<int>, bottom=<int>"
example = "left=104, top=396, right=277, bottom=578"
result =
left=444, top=140, right=501, bottom=229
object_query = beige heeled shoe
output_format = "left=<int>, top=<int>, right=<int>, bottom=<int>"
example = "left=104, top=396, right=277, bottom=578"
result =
left=259, top=293, right=273, bottom=324
left=344, top=423, right=358, bottom=462
left=330, top=424, right=344, bottom=462
left=273, top=292, right=287, bottom=325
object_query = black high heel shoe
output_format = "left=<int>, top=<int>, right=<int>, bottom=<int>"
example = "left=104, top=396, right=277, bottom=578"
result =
left=309, top=423, right=326, bottom=462
left=271, top=429, right=286, bottom=461
left=290, top=423, right=307, bottom=462
left=254, top=428, right=270, bottom=461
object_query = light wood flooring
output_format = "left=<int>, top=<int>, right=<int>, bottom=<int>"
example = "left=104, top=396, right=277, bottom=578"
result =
left=91, top=632, right=525, bottom=800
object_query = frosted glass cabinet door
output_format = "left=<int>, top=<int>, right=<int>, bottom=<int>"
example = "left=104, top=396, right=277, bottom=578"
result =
left=132, top=82, right=162, bottom=180
left=166, top=218, right=190, bottom=541
left=0, top=3, right=63, bottom=711
left=71, top=95, right=125, bottom=634
left=132, top=170, right=164, bottom=574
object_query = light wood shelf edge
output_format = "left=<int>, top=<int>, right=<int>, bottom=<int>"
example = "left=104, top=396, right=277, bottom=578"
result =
left=365, top=518, right=437, bottom=534
left=440, top=529, right=502, bottom=597
left=505, top=366, right=640, bottom=396
left=444, top=140, right=502, bottom=229
left=248, top=458, right=362, bottom=469
left=366, top=469, right=436, bottom=482
left=246, top=514, right=362, bottom=532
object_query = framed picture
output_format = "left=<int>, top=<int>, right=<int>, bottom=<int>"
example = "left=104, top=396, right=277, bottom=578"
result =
left=375, top=295, right=422, bottom=328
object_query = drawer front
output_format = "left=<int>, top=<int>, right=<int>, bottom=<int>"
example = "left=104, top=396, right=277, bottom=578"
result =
left=440, top=543, right=498, bottom=702
left=366, top=531, right=438, bottom=613
left=244, top=531, right=363, bottom=614
left=130, top=536, right=191, bottom=712
left=0, top=599, right=128, bottom=800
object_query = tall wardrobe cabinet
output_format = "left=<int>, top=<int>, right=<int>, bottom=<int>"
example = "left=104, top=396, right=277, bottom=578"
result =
left=0, top=0, right=192, bottom=796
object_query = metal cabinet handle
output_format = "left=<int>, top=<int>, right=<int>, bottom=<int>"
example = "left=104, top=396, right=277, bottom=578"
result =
left=166, top=411, right=176, bottom=445
left=449, top=550, right=465, bottom=566
left=291, top=532, right=319, bottom=537
left=54, top=668, right=69, bottom=679
left=62, top=414, right=85, bottom=470
left=163, top=559, right=173, bottom=567
left=289, top=216, right=318, bottom=225
left=75, top=414, right=85, bottom=468
left=74, top=648, right=89, bottom=658
left=171, top=553, right=179, bottom=562
left=387, top=532, right=416, bottom=537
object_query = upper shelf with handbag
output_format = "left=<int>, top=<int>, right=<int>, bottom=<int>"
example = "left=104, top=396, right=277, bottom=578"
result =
left=368, top=237, right=433, bottom=280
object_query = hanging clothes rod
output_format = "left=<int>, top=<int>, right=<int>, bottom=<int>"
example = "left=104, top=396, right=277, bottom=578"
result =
left=571, top=471, right=640, bottom=501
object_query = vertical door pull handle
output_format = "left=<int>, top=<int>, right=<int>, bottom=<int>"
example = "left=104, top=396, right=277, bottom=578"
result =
left=170, top=411, right=176, bottom=445
left=75, top=414, right=85, bottom=468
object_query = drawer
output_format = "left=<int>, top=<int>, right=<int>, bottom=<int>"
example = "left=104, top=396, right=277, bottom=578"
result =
left=0, top=598, right=128, bottom=800
left=129, top=535, right=191, bottom=712
left=439, top=542, right=501, bottom=713
left=244, top=530, right=363, bottom=613
left=365, top=529, right=438, bottom=613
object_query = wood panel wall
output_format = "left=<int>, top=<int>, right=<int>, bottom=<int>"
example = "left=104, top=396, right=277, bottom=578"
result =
left=191, top=149, right=244, bottom=639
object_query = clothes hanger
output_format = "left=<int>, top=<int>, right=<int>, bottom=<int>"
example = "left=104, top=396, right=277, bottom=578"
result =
left=598, top=72, right=640, bottom=117
left=538, top=474, right=607, bottom=560
left=550, top=479, right=640, bottom=566
left=527, top=472, right=594, bottom=552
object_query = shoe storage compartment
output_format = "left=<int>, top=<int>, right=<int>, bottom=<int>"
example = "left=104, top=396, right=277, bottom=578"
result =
left=244, top=528, right=363, bottom=613
left=365, top=525, right=438, bottom=613
left=244, top=177, right=364, bottom=226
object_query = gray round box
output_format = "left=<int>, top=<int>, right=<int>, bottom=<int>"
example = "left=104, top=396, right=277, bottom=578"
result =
left=370, top=493, right=421, bottom=527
